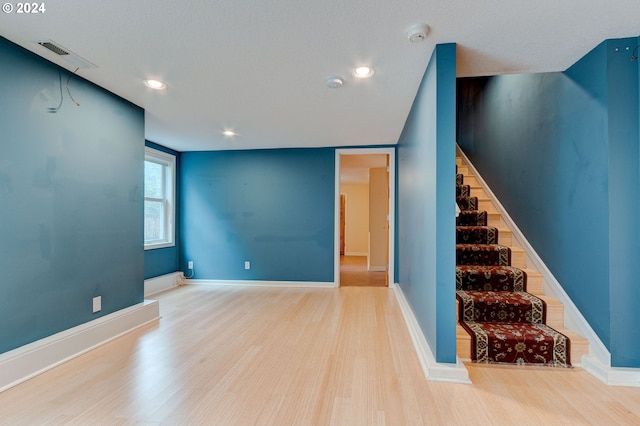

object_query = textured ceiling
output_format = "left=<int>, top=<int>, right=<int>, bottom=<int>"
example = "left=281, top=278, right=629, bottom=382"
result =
left=1, top=0, right=639, bottom=152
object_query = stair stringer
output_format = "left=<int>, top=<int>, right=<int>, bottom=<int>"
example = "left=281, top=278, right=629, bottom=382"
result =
left=456, top=146, right=608, bottom=370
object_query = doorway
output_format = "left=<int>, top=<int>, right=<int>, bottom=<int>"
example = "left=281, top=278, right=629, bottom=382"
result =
left=335, top=148, right=395, bottom=287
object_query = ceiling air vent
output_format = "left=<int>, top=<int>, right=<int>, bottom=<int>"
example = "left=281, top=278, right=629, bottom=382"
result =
left=38, top=41, right=69, bottom=56
left=35, top=40, right=96, bottom=69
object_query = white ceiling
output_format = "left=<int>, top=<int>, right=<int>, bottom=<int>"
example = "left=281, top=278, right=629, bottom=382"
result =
left=1, top=0, right=639, bottom=152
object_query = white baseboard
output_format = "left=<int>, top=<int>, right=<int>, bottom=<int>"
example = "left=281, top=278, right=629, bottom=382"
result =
left=457, top=147, right=611, bottom=370
left=185, top=279, right=336, bottom=288
left=0, top=300, right=160, bottom=393
left=392, top=284, right=471, bottom=384
left=582, top=356, right=640, bottom=387
left=145, top=271, right=183, bottom=296
left=368, top=266, right=387, bottom=272
left=345, top=252, right=368, bottom=257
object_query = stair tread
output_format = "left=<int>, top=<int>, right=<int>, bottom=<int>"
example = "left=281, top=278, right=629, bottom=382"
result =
left=555, top=327, right=589, bottom=345
left=536, top=294, right=563, bottom=306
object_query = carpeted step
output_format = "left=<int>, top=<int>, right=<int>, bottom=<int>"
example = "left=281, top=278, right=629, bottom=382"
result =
left=456, top=184, right=470, bottom=198
left=456, top=244, right=511, bottom=266
left=456, top=265, right=526, bottom=292
left=459, top=321, right=571, bottom=367
left=457, top=290, right=546, bottom=324
left=456, top=174, right=464, bottom=185
left=456, top=226, right=498, bottom=244
left=456, top=210, right=487, bottom=226
left=456, top=196, right=478, bottom=211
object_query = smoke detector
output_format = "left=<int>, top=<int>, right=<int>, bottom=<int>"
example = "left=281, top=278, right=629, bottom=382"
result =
left=406, top=24, right=430, bottom=43
left=326, top=76, right=343, bottom=88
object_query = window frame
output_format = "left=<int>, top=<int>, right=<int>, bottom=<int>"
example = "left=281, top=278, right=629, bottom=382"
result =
left=144, top=147, right=176, bottom=250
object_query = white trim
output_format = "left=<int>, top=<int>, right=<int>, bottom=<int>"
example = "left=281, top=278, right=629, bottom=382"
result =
left=340, top=192, right=348, bottom=255
left=184, top=279, right=335, bottom=288
left=393, top=284, right=471, bottom=384
left=0, top=300, right=160, bottom=393
left=368, top=266, right=387, bottom=272
left=144, top=146, right=176, bottom=250
left=335, top=148, right=395, bottom=288
left=145, top=271, right=183, bottom=296
left=582, top=356, right=640, bottom=387
left=457, top=147, right=610, bottom=369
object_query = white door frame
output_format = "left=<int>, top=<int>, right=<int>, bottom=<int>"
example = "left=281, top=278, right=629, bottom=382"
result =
left=335, top=147, right=396, bottom=287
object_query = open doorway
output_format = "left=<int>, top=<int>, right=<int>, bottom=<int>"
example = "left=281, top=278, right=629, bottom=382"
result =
left=335, top=148, right=395, bottom=287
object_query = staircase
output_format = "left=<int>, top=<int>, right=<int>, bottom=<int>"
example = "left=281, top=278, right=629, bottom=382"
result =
left=455, top=150, right=589, bottom=365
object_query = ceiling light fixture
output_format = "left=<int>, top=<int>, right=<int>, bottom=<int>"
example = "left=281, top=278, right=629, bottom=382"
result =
left=144, top=79, right=167, bottom=90
left=353, top=66, right=375, bottom=78
left=222, top=129, right=237, bottom=136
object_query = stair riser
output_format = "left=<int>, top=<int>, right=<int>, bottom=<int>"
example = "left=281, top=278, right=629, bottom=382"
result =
left=456, top=246, right=511, bottom=267
left=456, top=227, right=499, bottom=245
left=454, top=301, right=559, bottom=326
left=457, top=292, right=546, bottom=324
left=511, top=251, right=526, bottom=269
left=525, top=273, right=543, bottom=294
left=456, top=268, right=525, bottom=292
left=487, top=213, right=507, bottom=228
left=478, top=199, right=497, bottom=213
left=456, top=330, right=589, bottom=362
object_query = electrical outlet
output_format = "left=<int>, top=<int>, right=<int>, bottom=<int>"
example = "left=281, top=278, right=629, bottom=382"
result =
left=92, top=296, right=101, bottom=313
left=244, top=261, right=251, bottom=270
left=188, top=261, right=193, bottom=269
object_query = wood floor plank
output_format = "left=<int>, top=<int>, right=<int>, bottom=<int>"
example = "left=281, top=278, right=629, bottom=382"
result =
left=0, top=284, right=638, bottom=425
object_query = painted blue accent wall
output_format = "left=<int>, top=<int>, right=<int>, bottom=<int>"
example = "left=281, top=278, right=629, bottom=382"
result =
left=0, top=37, right=145, bottom=354
left=179, top=148, right=335, bottom=282
left=397, top=43, right=457, bottom=363
left=144, top=141, right=180, bottom=279
left=457, top=37, right=640, bottom=367
left=604, top=37, right=640, bottom=367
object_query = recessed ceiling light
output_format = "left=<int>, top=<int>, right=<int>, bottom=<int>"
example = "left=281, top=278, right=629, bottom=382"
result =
left=222, top=129, right=237, bottom=136
left=144, top=79, right=167, bottom=90
left=353, top=66, right=375, bottom=78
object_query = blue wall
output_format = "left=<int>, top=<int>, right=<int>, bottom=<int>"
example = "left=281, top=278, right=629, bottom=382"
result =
left=603, top=37, right=640, bottom=367
left=179, top=148, right=335, bottom=282
left=457, top=37, right=640, bottom=367
left=144, top=141, right=181, bottom=279
left=397, top=43, right=457, bottom=363
left=0, top=37, right=145, bottom=354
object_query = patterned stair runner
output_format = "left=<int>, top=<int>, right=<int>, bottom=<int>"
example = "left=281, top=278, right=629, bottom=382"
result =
left=456, top=166, right=571, bottom=367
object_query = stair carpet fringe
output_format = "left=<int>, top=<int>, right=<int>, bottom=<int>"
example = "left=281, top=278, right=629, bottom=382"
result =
left=456, top=166, right=571, bottom=367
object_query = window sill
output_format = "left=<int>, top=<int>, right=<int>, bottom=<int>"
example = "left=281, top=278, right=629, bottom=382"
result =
left=144, top=242, right=175, bottom=251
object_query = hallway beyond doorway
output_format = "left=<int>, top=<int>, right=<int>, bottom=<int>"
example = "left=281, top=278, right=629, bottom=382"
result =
left=340, top=255, right=386, bottom=287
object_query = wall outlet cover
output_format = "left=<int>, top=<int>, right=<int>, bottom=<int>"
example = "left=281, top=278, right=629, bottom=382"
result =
left=92, top=296, right=101, bottom=313
left=244, top=261, right=251, bottom=270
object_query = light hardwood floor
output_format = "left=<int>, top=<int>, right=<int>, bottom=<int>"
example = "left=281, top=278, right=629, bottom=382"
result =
left=340, top=256, right=387, bottom=287
left=0, top=285, right=639, bottom=425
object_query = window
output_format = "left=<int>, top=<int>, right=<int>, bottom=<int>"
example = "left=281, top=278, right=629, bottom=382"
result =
left=144, top=147, right=175, bottom=249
